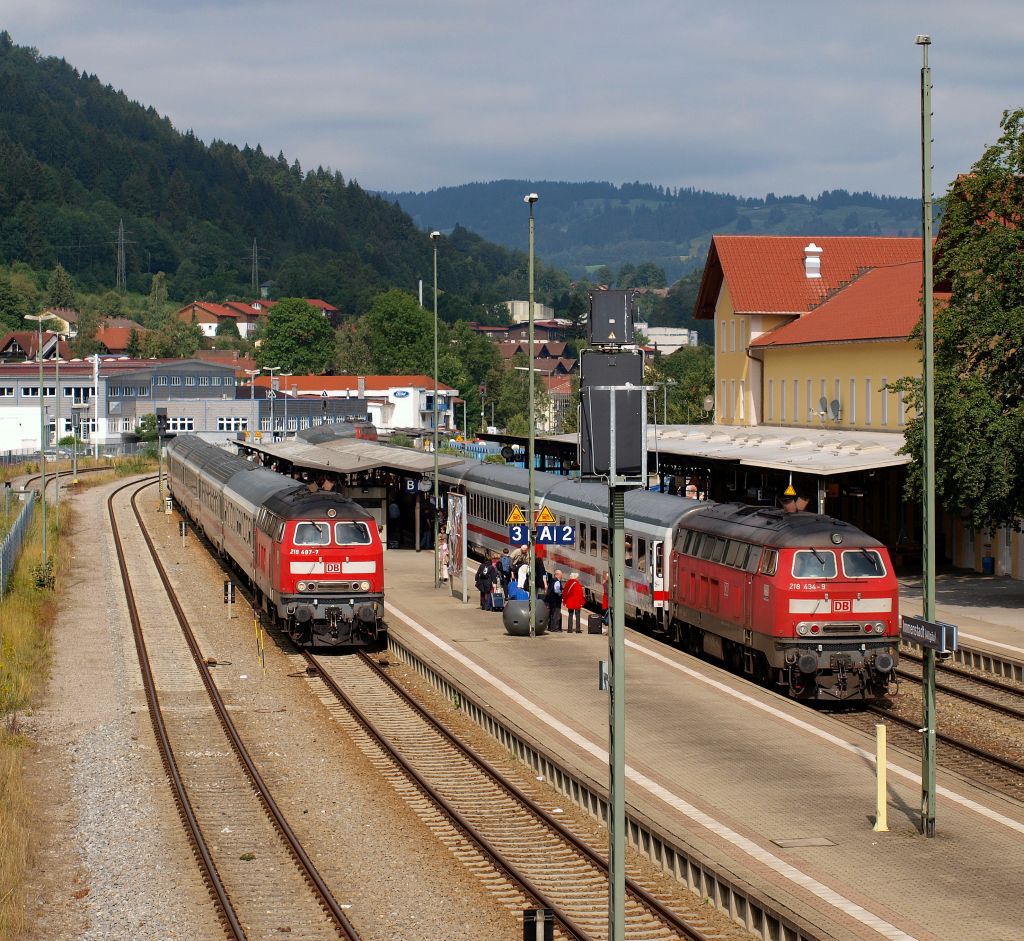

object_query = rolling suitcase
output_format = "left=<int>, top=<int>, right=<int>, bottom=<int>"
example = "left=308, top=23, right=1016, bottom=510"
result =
left=491, top=589, right=505, bottom=611
left=587, top=614, right=603, bottom=634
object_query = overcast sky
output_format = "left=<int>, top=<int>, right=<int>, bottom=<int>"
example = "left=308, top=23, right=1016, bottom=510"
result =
left=4, top=1, right=1020, bottom=199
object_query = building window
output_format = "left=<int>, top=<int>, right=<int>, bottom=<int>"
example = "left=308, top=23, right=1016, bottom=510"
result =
left=738, top=380, right=745, bottom=421
left=849, top=378, right=857, bottom=423
left=167, top=417, right=194, bottom=431
left=22, top=387, right=55, bottom=398
left=719, top=321, right=726, bottom=353
left=767, top=380, right=774, bottom=421
left=211, top=376, right=222, bottom=385
left=170, top=376, right=182, bottom=386
left=864, top=378, right=872, bottom=425
left=729, top=379, right=736, bottom=420
left=720, top=380, right=727, bottom=420
left=806, top=379, right=813, bottom=420
left=792, top=379, right=798, bottom=423
left=223, top=377, right=234, bottom=386
left=199, top=376, right=210, bottom=386
left=780, top=380, right=787, bottom=421
left=156, top=376, right=168, bottom=385
left=137, top=386, right=149, bottom=397
left=880, top=377, right=888, bottom=426
left=216, top=417, right=248, bottom=431
left=0, top=387, right=13, bottom=397
left=729, top=320, right=735, bottom=353
left=898, top=389, right=906, bottom=425
left=184, top=376, right=196, bottom=386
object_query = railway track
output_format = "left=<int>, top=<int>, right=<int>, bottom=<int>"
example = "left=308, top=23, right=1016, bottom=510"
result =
left=108, top=477, right=360, bottom=941
left=301, top=648, right=725, bottom=941
left=896, top=649, right=1024, bottom=719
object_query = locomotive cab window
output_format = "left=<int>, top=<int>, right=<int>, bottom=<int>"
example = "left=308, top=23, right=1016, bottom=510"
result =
left=842, top=549, right=886, bottom=578
left=792, top=550, right=837, bottom=579
left=335, top=522, right=372, bottom=545
left=294, top=522, right=331, bottom=546
left=759, top=549, right=778, bottom=576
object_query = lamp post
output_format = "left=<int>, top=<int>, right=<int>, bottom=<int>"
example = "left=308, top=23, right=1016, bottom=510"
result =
left=280, top=373, right=293, bottom=437
left=25, top=312, right=59, bottom=567
left=524, top=193, right=539, bottom=635
left=430, top=230, right=441, bottom=588
left=266, top=366, right=281, bottom=439
left=244, top=368, right=262, bottom=439
left=51, top=332, right=64, bottom=519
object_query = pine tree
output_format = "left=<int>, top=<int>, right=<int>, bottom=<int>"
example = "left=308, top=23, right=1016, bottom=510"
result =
left=46, top=263, right=77, bottom=309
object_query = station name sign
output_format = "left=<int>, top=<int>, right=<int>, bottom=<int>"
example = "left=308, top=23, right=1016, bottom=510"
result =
left=900, top=614, right=958, bottom=653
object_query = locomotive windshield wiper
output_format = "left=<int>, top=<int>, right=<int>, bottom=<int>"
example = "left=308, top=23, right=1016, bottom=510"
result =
left=810, top=547, right=826, bottom=567
left=859, top=547, right=880, bottom=571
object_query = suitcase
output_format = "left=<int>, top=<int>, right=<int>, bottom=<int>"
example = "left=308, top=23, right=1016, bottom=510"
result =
left=587, top=614, right=603, bottom=635
left=491, top=589, right=505, bottom=611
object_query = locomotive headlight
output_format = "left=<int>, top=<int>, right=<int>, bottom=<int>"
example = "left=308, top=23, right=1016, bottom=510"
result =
left=874, top=621, right=886, bottom=634
left=297, top=581, right=307, bottom=592
left=797, top=623, right=809, bottom=636
left=359, top=580, right=371, bottom=592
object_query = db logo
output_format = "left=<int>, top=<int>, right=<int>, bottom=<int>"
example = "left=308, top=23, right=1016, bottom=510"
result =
left=833, top=599, right=852, bottom=613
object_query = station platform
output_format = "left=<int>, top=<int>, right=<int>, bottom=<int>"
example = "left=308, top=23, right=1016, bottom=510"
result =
left=384, top=550, right=1024, bottom=941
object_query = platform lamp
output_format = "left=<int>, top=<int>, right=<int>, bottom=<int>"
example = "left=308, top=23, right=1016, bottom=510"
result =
left=266, top=366, right=281, bottom=438
left=430, top=230, right=441, bottom=588
left=524, top=193, right=539, bottom=635
left=25, top=311, right=59, bottom=568
left=244, top=367, right=262, bottom=440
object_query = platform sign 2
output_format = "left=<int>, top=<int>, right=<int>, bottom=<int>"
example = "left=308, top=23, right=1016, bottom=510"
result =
left=508, top=524, right=530, bottom=545
left=536, top=524, right=575, bottom=545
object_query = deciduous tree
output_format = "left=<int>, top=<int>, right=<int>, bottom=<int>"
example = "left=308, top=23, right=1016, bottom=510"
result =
left=257, top=297, right=335, bottom=374
left=899, top=109, right=1024, bottom=529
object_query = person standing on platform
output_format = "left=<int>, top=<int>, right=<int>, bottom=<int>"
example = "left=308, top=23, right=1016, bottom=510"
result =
left=545, top=569, right=564, bottom=632
left=497, top=547, right=513, bottom=592
left=388, top=497, right=401, bottom=549
left=475, top=554, right=497, bottom=610
left=563, top=572, right=584, bottom=633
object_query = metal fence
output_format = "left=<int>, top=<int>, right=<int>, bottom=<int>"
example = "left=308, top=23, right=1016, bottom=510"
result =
left=0, top=497, right=36, bottom=595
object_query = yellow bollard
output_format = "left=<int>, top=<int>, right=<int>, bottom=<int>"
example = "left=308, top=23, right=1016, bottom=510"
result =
left=873, top=723, right=889, bottom=832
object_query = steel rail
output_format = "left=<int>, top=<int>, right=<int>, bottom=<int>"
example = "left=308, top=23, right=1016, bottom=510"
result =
left=128, top=480, right=361, bottom=941
left=867, top=703, right=1024, bottom=777
left=898, top=649, right=1024, bottom=713
left=107, top=477, right=245, bottom=941
left=308, top=649, right=713, bottom=941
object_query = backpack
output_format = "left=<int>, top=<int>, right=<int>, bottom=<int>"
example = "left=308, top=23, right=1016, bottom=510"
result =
left=498, top=554, right=512, bottom=578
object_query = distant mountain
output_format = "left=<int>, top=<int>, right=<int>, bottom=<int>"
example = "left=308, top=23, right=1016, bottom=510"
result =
left=0, top=33, right=555, bottom=320
left=383, top=180, right=925, bottom=282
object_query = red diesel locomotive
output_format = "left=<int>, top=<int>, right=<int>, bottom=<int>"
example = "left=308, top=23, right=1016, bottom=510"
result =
left=166, top=435, right=385, bottom=648
left=668, top=502, right=898, bottom=701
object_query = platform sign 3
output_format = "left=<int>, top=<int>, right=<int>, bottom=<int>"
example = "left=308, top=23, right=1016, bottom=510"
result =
left=536, top=524, right=575, bottom=545
left=508, top=524, right=530, bottom=545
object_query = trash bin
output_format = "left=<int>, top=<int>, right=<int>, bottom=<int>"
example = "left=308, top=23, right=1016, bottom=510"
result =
left=982, top=556, right=995, bottom=576
left=503, top=599, right=548, bottom=636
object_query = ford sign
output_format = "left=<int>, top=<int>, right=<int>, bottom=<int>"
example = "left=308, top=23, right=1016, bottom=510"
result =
left=392, top=390, right=410, bottom=398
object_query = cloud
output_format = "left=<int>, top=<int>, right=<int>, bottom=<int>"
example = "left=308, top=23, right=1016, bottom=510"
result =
left=4, top=1, right=1021, bottom=197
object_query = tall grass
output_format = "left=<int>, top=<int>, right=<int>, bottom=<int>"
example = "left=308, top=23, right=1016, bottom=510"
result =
left=0, top=505, right=64, bottom=938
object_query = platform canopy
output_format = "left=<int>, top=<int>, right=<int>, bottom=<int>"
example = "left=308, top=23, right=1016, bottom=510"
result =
left=546, top=424, right=910, bottom=476
left=238, top=436, right=464, bottom=476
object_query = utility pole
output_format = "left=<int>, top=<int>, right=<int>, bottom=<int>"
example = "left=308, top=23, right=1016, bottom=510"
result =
left=916, top=33, right=938, bottom=838
left=116, top=219, right=126, bottom=292
left=525, top=193, right=539, bottom=637
left=252, top=238, right=259, bottom=296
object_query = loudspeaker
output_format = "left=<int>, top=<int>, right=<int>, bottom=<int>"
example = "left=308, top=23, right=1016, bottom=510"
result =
left=579, top=350, right=644, bottom=479
left=588, top=290, right=635, bottom=346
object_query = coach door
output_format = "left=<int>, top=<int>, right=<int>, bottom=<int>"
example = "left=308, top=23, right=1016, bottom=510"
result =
left=648, top=540, right=664, bottom=613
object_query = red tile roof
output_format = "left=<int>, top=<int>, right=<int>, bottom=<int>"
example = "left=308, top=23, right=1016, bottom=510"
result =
left=695, top=236, right=924, bottom=319
left=750, top=261, right=948, bottom=348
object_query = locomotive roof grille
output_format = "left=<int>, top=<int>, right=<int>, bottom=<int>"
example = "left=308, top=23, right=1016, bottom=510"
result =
left=262, top=486, right=372, bottom=522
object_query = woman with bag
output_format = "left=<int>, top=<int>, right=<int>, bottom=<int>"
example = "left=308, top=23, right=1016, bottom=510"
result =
left=475, top=555, right=497, bottom=610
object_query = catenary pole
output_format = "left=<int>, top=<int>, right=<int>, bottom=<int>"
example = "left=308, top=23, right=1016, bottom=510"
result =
left=917, top=33, right=938, bottom=838
left=431, top=231, right=441, bottom=589
left=525, top=193, right=538, bottom=636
